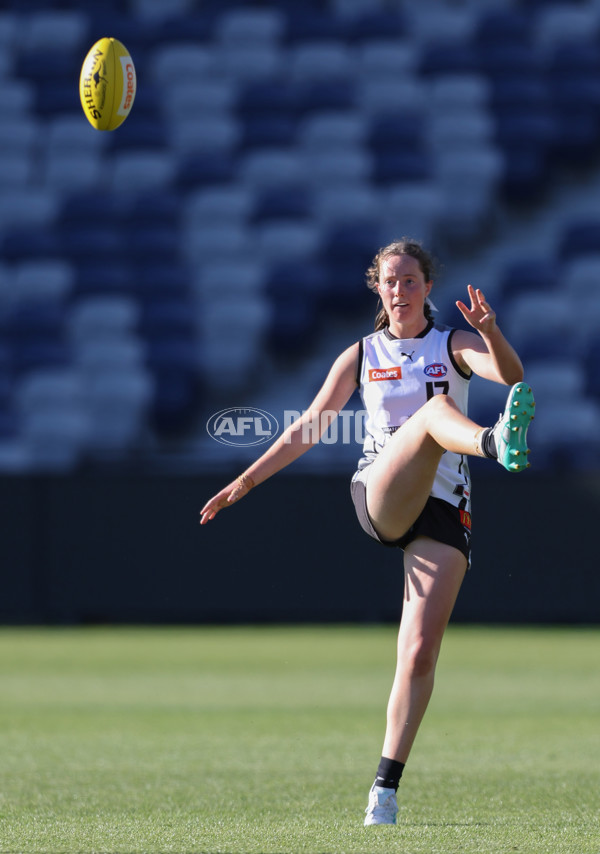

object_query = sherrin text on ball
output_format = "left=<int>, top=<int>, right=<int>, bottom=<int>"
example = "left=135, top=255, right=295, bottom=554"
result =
left=79, top=37, right=136, bottom=131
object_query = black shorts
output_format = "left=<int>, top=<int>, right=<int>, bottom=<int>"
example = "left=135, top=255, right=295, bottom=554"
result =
left=351, top=467, right=472, bottom=566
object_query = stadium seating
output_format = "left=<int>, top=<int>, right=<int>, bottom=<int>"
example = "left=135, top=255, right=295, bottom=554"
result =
left=0, top=0, right=599, bottom=471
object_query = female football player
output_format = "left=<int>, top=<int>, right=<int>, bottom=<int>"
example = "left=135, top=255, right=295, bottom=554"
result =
left=200, top=238, right=534, bottom=826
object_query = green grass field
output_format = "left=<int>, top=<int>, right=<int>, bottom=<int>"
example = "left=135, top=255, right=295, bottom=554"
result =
left=0, top=625, right=598, bottom=854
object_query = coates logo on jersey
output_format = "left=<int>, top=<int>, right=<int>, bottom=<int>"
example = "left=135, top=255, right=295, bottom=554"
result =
left=207, top=407, right=279, bottom=447
left=368, top=367, right=402, bottom=382
left=424, top=363, right=448, bottom=379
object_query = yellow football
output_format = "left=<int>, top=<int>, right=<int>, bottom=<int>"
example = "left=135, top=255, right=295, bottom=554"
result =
left=79, top=37, right=136, bottom=131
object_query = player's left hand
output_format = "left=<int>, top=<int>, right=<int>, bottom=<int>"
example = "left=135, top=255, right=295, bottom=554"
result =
left=456, top=285, right=497, bottom=335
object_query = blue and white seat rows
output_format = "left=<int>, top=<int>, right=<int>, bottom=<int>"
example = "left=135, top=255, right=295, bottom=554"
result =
left=0, top=0, right=599, bottom=470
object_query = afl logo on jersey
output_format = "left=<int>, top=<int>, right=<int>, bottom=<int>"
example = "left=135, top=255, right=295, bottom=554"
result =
left=424, top=363, right=448, bottom=378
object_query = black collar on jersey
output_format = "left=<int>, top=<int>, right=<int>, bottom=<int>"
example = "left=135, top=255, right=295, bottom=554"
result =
left=384, top=318, right=434, bottom=341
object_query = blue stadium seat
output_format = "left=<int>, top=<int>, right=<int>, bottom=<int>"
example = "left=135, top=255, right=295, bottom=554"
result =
left=185, top=186, right=254, bottom=224
left=68, top=296, right=139, bottom=343
left=290, top=41, right=355, bottom=81
left=254, top=220, right=321, bottom=263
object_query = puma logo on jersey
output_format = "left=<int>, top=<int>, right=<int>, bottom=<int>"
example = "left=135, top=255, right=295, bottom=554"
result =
left=368, top=367, right=402, bottom=382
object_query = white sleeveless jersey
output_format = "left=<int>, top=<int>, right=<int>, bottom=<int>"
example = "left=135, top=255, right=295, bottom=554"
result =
left=356, top=320, right=472, bottom=511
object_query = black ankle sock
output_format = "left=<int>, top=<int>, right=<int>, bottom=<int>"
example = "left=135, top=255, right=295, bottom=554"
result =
left=375, top=757, right=405, bottom=791
left=481, top=426, right=497, bottom=459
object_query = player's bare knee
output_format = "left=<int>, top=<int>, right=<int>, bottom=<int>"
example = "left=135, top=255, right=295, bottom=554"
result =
left=404, top=638, right=439, bottom=679
left=423, top=392, right=457, bottom=425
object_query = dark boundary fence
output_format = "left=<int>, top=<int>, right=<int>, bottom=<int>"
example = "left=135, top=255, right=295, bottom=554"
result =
left=1, top=471, right=598, bottom=625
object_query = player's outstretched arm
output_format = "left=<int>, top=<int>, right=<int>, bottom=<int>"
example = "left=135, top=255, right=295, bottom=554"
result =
left=199, top=343, right=360, bottom=525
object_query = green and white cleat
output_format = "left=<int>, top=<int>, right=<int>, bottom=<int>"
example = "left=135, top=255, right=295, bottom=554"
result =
left=492, top=382, right=535, bottom=472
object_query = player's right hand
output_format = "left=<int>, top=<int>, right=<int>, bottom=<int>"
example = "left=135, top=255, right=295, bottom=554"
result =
left=199, top=479, right=251, bottom=525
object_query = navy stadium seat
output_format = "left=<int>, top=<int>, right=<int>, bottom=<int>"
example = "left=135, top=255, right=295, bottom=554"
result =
left=285, top=9, right=342, bottom=43
left=107, top=117, right=168, bottom=151
left=15, top=49, right=80, bottom=83
left=60, top=226, right=125, bottom=262
left=150, top=369, right=201, bottom=435
left=237, top=81, right=303, bottom=119
left=130, top=191, right=181, bottom=225
left=497, top=259, right=557, bottom=299
left=558, top=221, right=600, bottom=262
left=134, top=264, right=189, bottom=300
left=372, top=151, right=431, bottom=184
left=59, top=192, right=131, bottom=226
left=549, top=43, right=600, bottom=76
left=176, top=152, right=235, bottom=188
left=2, top=229, right=61, bottom=261
left=583, top=341, right=600, bottom=400
left=265, top=261, right=327, bottom=303
left=252, top=186, right=312, bottom=221
left=267, top=295, right=319, bottom=355
left=490, top=75, right=550, bottom=110
left=478, top=45, right=541, bottom=80
left=473, top=9, right=533, bottom=48
left=8, top=303, right=70, bottom=374
left=344, top=10, right=406, bottom=42
left=145, top=334, right=200, bottom=434
left=297, top=80, right=355, bottom=113
left=74, top=262, right=134, bottom=298
left=127, top=224, right=180, bottom=262
left=419, top=44, right=480, bottom=77
left=140, top=299, right=196, bottom=337
left=159, top=14, right=214, bottom=43
left=367, top=113, right=425, bottom=154
left=242, top=115, right=298, bottom=149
